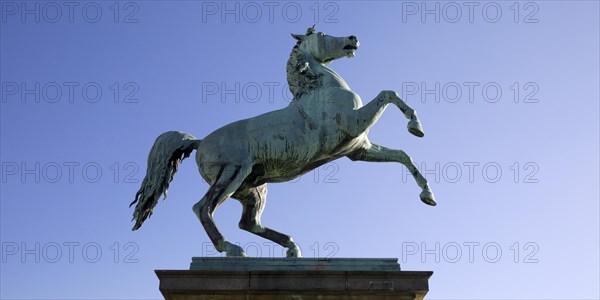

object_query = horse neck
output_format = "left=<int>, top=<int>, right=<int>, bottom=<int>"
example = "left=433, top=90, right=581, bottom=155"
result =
left=306, top=55, right=351, bottom=90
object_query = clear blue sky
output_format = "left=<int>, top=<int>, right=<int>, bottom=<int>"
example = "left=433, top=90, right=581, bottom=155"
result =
left=1, top=1, right=598, bottom=299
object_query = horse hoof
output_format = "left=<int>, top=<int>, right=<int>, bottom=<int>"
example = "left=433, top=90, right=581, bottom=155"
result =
left=225, top=244, right=247, bottom=257
left=286, top=247, right=302, bottom=258
left=420, top=190, right=437, bottom=206
left=226, top=250, right=247, bottom=257
left=408, top=118, right=425, bottom=137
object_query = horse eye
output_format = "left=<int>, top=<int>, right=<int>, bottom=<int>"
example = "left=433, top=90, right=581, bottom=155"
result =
left=319, top=32, right=325, bottom=36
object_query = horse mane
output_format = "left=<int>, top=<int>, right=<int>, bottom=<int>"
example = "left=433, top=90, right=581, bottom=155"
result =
left=286, top=28, right=321, bottom=100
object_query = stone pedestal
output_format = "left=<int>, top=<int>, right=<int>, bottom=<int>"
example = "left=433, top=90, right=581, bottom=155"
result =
left=156, top=258, right=433, bottom=300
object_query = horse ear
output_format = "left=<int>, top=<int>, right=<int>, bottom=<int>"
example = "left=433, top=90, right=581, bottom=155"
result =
left=291, top=33, right=305, bottom=41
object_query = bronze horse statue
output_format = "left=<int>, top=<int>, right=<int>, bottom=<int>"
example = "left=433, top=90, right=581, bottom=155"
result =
left=130, top=26, right=436, bottom=257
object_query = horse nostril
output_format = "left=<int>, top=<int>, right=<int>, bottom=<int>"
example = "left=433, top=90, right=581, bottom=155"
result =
left=349, top=35, right=357, bottom=40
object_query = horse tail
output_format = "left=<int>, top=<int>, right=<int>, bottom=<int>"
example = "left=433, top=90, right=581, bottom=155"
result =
left=130, top=131, right=201, bottom=230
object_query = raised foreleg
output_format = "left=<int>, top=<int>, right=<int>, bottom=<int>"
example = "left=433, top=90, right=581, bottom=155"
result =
left=351, top=90, right=424, bottom=137
left=348, top=142, right=436, bottom=206
left=234, top=185, right=302, bottom=257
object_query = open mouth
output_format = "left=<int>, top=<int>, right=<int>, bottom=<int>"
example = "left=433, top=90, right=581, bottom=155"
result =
left=344, top=44, right=358, bottom=58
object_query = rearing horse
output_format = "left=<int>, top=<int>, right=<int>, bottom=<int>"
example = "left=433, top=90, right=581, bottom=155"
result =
left=130, top=26, right=437, bottom=257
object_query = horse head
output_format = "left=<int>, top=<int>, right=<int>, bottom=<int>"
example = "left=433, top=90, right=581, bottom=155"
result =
left=291, top=25, right=360, bottom=64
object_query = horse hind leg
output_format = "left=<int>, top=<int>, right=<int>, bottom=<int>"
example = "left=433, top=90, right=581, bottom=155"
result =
left=192, top=164, right=252, bottom=257
left=234, top=185, right=302, bottom=257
